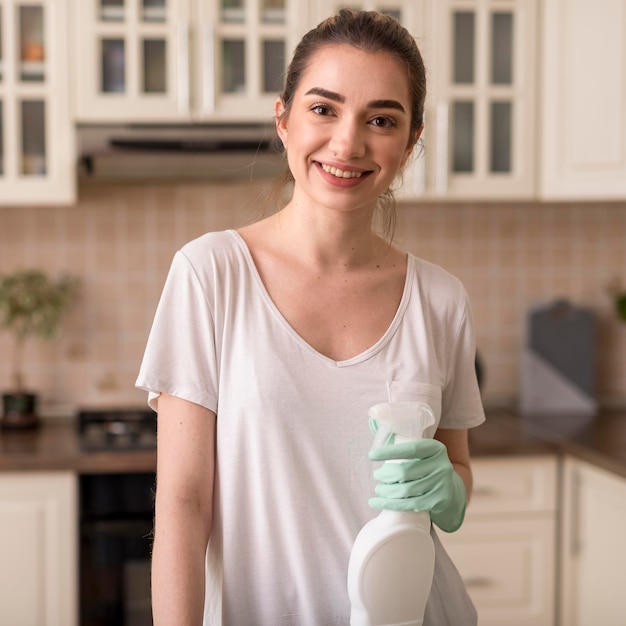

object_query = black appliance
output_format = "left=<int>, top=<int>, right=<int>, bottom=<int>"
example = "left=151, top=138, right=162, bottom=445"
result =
left=77, top=409, right=157, bottom=626
left=77, top=408, right=157, bottom=451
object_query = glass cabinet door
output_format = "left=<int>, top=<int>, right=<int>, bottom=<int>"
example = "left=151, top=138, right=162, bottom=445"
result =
left=196, top=0, right=305, bottom=121
left=432, top=0, right=537, bottom=198
left=75, top=0, right=311, bottom=122
left=0, top=0, right=74, bottom=205
left=75, top=0, right=186, bottom=121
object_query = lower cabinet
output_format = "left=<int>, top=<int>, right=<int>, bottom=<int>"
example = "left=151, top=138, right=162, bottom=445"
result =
left=438, top=455, right=558, bottom=626
left=560, top=457, right=626, bottom=626
left=0, top=471, right=77, bottom=626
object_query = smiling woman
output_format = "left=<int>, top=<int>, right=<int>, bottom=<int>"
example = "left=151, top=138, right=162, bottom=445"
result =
left=137, top=9, right=484, bottom=626
left=274, top=44, right=417, bottom=206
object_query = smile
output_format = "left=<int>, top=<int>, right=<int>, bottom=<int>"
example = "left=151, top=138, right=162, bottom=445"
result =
left=319, top=163, right=364, bottom=179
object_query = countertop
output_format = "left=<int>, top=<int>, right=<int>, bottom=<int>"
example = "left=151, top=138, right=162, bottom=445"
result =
left=1, top=411, right=625, bottom=478
left=0, top=419, right=156, bottom=474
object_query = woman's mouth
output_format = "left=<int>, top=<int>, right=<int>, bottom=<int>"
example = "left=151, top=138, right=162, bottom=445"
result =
left=319, top=163, right=365, bottom=179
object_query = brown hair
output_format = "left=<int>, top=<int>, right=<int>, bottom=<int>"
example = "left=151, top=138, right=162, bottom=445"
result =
left=265, top=9, right=427, bottom=238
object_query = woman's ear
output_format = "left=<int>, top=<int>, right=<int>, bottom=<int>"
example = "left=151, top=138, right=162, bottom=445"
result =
left=275, top=98, right=288, bottom=149
left=401, top=123, right=424, bottom=168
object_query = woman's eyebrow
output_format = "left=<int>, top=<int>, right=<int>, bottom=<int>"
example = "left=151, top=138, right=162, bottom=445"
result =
left=305, top=87, right=344, bottom=102
left=368, top=99, right=405, bottom=112
left=304, top=88, right=405, bottom=113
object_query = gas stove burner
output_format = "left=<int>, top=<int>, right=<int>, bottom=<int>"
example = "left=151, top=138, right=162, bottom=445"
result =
left=77, top=408, right=157, bottom=451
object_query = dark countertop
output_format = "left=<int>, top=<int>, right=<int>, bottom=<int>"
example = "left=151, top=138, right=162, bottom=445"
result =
left=0, top=419, right=156, bottom=474
left=469, top=410, right=626, bottom=479
left=0, top=411, right=625, bottom=478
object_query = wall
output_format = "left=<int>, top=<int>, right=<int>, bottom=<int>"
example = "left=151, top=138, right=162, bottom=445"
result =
left=1, top=182, right=625, bottom=416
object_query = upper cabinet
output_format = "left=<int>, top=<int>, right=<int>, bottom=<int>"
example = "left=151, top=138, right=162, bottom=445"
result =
left=0, top=0, right=75, bottom=205
left=74, top=0, right=311, bottom=122
left=424, top=0, right=538, bottom=200
left=540, top=0, right=626, bottom=200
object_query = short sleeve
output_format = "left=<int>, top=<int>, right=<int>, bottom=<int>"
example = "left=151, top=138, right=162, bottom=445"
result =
left=135, top=250, right=219, bottom=413
left=440, top=289, right=485, bottom=429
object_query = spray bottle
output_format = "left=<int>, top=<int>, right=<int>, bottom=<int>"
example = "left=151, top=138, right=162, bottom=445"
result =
left=347, top=401, right=436, bottom=626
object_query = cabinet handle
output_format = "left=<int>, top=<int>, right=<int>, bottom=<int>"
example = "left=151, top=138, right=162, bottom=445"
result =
left=435, top=102, right=449, bottom=194
left=571, top=468, right=582, bottom=557
left=463, top=576, right=494, bottom=589
left=202, top=22, right=215, bottom=114
left=472, top=486, right=498, bottom=497
left=178, top=20, right=190, bottom=114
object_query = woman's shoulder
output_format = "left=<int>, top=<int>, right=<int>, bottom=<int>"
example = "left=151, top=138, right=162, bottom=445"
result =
left=180, top=229, right=240, bottom=259
left=408, top=254, right=467, bottom=300
left=178, top=229, right=251, bottom=268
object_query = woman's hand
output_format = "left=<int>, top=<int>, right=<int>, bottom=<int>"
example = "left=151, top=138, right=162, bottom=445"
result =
left=369, top=438, right=467, bottom=532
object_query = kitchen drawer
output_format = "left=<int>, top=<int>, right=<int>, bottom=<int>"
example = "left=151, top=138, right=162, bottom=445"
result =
left=439, top=517, right=556, bottom=626
left=469, top=455, right=558, bottom=516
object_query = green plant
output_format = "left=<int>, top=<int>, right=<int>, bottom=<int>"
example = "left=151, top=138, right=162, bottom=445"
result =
left=608, top=278, right=626, bottom=322
left=0, top=269, right=79, bottom=392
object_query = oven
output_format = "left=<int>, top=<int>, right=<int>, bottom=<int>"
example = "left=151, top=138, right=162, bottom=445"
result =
left=77, top=409, right=157, bottom=626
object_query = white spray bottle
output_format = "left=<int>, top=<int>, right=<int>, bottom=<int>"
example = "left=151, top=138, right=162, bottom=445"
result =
left=347, top=401, right=436, bottom=626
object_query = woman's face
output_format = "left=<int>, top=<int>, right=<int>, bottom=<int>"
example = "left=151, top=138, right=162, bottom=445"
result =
left=276, top=43, right=421, bottom=214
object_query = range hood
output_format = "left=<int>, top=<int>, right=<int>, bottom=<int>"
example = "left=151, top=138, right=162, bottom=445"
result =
left=77, top=122, right=285, bottom=183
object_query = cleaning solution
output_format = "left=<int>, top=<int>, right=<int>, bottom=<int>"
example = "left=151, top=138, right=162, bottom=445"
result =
left=347, top=401, right=436, bottom=626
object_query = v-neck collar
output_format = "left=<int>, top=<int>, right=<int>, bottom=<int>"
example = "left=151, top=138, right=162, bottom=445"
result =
left=228, top=229, right=414, bottom=368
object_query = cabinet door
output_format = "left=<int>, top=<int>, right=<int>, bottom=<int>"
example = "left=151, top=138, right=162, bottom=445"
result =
left=561, top=458, right=626, bottom=626
left=440, top=517, right=556, bottom=626
left=0, top=0, right=74, bottom=205
left=75, top=0, right=190, bottom=121
left=540, top=0, right=626, bottom=200
left=427, top=0, right=537, bottom=199
left=439, top=456, right=558, bottom=626
left=0, top=472, right=78, bottom=626
left=195, top=0, right=309, bottom=121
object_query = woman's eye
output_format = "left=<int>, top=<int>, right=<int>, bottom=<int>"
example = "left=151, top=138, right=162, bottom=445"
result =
left=311, top=103, right=332, bottom=116
left=371, top=115, right=397, bottom=129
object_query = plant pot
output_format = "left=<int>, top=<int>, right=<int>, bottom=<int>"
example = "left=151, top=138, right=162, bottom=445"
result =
left=1, top=392, right=40, bottom=430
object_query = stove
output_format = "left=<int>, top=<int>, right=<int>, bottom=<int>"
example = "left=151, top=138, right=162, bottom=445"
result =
left=77, top=408, right=157, bottom=451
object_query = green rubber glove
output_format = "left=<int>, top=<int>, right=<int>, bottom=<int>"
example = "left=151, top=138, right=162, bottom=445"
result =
left=369, top=438, right=467, bottom=533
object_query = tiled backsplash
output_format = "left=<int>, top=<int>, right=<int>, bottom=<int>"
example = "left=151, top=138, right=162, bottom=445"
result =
left=1, top=182, right=626, bottom=415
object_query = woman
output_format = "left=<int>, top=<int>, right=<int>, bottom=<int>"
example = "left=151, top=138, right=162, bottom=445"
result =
left=137, top=9, right=485, bottom=625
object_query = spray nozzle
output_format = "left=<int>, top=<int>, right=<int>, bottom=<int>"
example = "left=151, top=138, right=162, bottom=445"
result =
left=368, top=402, right=436, bottom=451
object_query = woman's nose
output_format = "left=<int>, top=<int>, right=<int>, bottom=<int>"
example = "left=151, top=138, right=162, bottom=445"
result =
left=329, top=117, right=365, bottom=159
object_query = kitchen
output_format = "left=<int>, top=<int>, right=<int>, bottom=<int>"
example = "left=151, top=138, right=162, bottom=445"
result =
left=1, top=0, right=626, bottom=625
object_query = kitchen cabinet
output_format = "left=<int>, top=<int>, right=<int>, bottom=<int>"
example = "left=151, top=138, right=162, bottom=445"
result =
left=0, top=471, right=78, bottom=626
left=560, top=457, right=626, bottom=626
left=74, top=0, right=311, bottom=122
left=414, top=0, right=538, bottom=200
left=539, top=0, right=626, bottom=200
left=438, top=455, right=558, bottom=626
left=0, top=0, right=75, bottom=205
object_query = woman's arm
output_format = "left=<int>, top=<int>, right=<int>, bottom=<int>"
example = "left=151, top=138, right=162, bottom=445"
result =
left=435, top=428, right=473, bottom=503
left=152, top=393, right=216, bottom=625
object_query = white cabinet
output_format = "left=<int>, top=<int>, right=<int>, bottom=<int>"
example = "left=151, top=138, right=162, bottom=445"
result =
left=74, top=0, right=311, bottom=122
left=0, top=0, right=75, bottom=205
left=560, top=457, right=626, bottom=626
left=0, top=471, right=78, bottom=626
left=415, top=0, right=538, bottom=200
left=438, top=455, right=558, bottom=626
left=539, top=0, right=626, bottom=200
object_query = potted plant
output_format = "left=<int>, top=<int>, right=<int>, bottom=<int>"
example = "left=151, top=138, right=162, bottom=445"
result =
left=608, top=278, right=626, bottom=322
left=0, top=269, right=78, bottom=429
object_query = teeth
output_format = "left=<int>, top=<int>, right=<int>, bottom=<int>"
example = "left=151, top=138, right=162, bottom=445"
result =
left=320, top=163, right=363, bottom=179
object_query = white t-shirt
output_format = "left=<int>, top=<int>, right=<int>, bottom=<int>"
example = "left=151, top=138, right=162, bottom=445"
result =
left=136, top=229, right=485, bottom=626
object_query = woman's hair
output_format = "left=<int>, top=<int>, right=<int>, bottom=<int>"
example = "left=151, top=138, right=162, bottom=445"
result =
left=265, top=9, right=427, bottom=239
